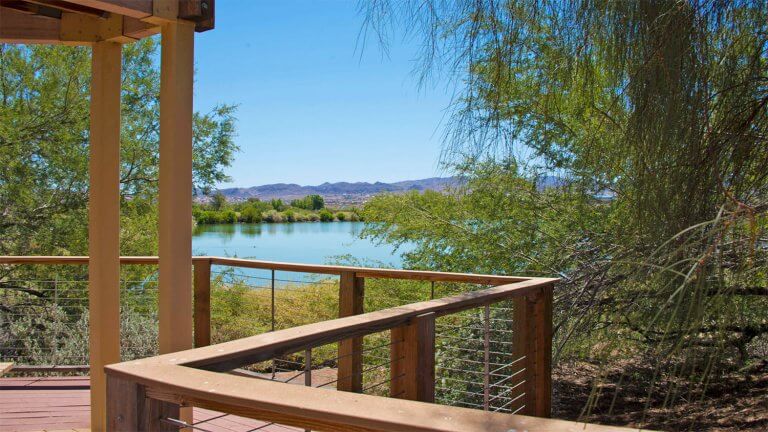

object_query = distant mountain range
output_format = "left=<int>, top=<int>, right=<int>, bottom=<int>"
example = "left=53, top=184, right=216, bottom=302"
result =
left=212, top=177, right=464, bottom=206
left=205, top=175, right=584, bottom=207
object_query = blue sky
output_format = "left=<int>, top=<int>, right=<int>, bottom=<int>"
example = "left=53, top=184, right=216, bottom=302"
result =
left=192, top=1, right=453, bottom=188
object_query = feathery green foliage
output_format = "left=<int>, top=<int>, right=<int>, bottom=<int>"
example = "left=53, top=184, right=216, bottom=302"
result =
left=0, top=39, right=238, bottom=256
left=362, top=0, right=768, bottom=424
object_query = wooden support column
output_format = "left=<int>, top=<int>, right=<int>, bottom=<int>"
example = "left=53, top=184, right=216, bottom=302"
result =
left=193, top=257, right=212, bottom=347
left=512, top=285, right=553, bottom=417
left=158, top=19, right=195, bottom=355
left=89, top=40, right=122, bottom=432
left=390, top=312, right=436, bottom=402
left=337, top=271, right=364, bottom=392
left=158, top=20, right=195, bottom=427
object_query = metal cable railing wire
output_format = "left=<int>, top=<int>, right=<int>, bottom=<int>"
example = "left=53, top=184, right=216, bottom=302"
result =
left=1, top=273, right=160, bottom=366
left=2, top=264, right=533, bottom=423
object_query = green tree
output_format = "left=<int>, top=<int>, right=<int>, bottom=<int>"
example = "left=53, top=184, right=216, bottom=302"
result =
left=270, top=199, right=286, bottom=211
left=308, top=194, right=324, bottom=210
left=239, top=206, right=260, bottom=223
left=291, top=194, right=325, bottom=210
left=363, top=0, right=768, bottom=423
left=222, top=211, right=237, bottom=224
left=210, top=192, right=227, bottom=211
left=0, top=39, right=238, bottom=256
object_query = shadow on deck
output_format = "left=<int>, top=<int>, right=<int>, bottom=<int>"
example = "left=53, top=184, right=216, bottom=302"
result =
left=0, top=376, right=297, bottom=432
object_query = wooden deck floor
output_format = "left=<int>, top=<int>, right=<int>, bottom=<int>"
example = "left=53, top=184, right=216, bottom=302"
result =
left=0, top=376, right=301, bottom=432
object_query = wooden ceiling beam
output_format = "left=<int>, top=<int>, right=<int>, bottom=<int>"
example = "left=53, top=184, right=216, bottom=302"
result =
left=0, top=0, right=62, bottom=19
left=59, top=10, right=127, bottom=43
left=25, top=0, right=109, bottom=18
left=144, top=0, right=213, bottom=32
left=123, top=16, right=159, bottom=39
left=0, top=0, right=212, bottom=45
left=0, top=7, right=152, bottom=44
left=0, top=7, right=67, bottom=44
left=180, top=0, right=212, bottom=32
left=65, top=0, right=151, bottom=19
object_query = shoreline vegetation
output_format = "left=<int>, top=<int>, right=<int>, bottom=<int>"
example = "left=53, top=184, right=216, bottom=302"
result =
left=194, top=192, right=361, bottom=225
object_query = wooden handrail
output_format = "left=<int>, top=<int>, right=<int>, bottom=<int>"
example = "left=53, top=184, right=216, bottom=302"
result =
left=3, top=254, right=562, bottom=423
left=103, top=277, right=643, bottom=432
left=208, top=256, right=530, bottom=284
left=106, top=366, right=637, bottom=432
left=120, top=278, right=554, bottom=372
left=0, top=255, right=529, bottom=285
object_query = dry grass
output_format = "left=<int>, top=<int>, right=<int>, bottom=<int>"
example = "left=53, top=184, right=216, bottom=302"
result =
left=554, top=360, right=768, bottom=432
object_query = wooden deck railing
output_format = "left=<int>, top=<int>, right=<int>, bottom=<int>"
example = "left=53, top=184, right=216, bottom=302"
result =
left=1, top=255, right=566, bottom=425
left=0, top=256, right=530, bottom=348
left=101, top=277, right=642, bottom=432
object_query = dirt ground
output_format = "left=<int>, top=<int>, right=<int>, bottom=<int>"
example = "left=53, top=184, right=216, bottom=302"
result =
left=552, top=360, right=768, bottom=431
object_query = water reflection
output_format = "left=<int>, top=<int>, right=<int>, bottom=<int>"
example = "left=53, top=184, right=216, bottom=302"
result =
left=193, top=223, right=236, bottom=241
left=240, top=224, right=262, bottom=237
left=192, top=221, right=410, bottom=267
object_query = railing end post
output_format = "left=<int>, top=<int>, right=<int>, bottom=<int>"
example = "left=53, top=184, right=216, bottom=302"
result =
left=193, top=258, right=212, bottom=348
left=391, top=312, right=435, bottom=403
left=337, top=271, right=365, bottom=393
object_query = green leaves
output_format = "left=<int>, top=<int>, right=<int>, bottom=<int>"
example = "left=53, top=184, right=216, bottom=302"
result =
left=0, top=45, right=91, bottom=255
left=0, top=39, right=238, bottom=256
left=361, top=3, right=768, bottom=417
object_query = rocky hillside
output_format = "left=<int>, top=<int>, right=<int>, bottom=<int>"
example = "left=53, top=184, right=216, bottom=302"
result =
left=214, top=177, right=463, bottom=206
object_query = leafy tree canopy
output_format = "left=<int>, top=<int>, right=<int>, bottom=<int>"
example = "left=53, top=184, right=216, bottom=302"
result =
left=291, top=194, right=325, bottom=210
left=361, top=0, right=768, bottom=412
left=0, top=39, right=238, bottom=255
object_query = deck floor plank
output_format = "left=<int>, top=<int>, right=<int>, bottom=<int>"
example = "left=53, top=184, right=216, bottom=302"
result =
left=0, top=377, right=299, bottom=432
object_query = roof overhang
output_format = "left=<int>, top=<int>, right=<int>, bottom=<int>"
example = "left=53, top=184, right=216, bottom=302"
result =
left=0, top=0, right=214, bottom=45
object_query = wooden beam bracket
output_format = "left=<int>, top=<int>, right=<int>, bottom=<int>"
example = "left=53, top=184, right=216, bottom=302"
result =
left=60, top=11, right=127, bottom=43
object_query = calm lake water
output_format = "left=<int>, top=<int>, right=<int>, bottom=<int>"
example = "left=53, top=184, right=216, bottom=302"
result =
left=192, top=222, right=409, bottom=268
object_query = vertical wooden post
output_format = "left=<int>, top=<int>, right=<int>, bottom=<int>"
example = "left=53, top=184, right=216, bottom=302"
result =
left=193, top=258, right=211, bottom=347
left=483, top=304, right=490, bottom=410
left=532, top=285, right=553, bottom=417
left=512, top=285, right=553, bottom=417
left=390, top=312, right=435, bottom=402
left=107, top=374, right=181, bottom=432
left=512, top=295, right=531, bottom=415
left=158, top=19, right=195, bottom=355
left=89, top=40, right=122, bottom=432
left=158, top=19, right=195, bottom=427
left=106, top=374, right=139, bottom=431
left=337, top=271, right=364, bottom=392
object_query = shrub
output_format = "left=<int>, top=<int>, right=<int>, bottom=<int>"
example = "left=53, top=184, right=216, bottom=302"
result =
left=223, top=211, right=237, bottom=223
left=263, top=210, right=284, bottom=223
left=308, top=213, right=320, bottom=222
left=319, top=209, right=334, bottom=222
left=197, top=211, right=222, bottom=224
left=336, top=212, right=346, bottom=221
left=240, top=206, right=260, bottom=223
left=284, top=210, right=296, bottom=222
